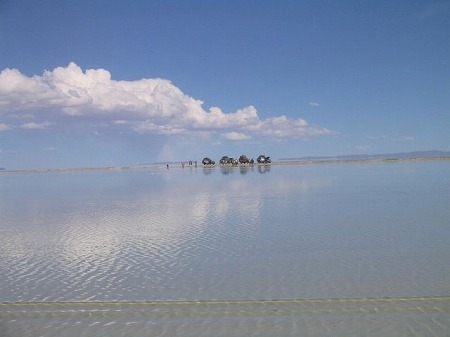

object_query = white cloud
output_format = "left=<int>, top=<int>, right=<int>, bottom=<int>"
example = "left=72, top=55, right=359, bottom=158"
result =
left=0, top=63, right=334, bottom=139
left=20, top=122, right=52, bottom=129
left=0, top=123, right=11, bottom=131
left=222, top=132, right=251, bottom=141
left=309, top=102, right=320, bottom=107
left=133, top=121, right=186, bottom=135
left=246, top=116, right=334, bottom=138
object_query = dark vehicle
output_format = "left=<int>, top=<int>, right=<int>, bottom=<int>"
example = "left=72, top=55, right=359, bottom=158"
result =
left=220, top=156, right=238, bottom=166
left=202, top=157, right=215, bottom=165
left=219, top=156, right=231, bottom=165
left=238, top=155, right=254, bottom=165
left=257, top=155, right=271, bottom=164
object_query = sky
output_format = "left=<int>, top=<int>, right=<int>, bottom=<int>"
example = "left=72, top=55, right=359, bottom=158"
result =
left=0, top=0, right=449, bottom=169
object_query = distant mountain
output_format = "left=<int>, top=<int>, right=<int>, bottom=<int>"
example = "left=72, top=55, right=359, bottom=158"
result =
left=280, top=150, right=450, bottom=161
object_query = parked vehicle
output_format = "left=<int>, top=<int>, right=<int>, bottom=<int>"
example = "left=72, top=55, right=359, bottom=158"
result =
left=238, top=155, right=254, bottom=165
left=257, top=155, right=271, bottom=164
left=202, top=157, right=215, bottom=165
left=220, top=156, right=238, bottom=166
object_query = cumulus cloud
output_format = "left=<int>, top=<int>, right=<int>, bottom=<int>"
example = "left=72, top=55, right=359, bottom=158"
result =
left=0, top=63, right=334, bottom=139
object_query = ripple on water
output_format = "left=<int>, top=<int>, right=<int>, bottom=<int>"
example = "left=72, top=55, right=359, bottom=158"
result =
left=1, top=297, right=450, bottom=337
left=1, top=164, right=450, bottom=334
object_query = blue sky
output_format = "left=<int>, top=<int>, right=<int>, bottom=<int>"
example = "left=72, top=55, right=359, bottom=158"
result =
left=1, top=0, right=449, bottom=169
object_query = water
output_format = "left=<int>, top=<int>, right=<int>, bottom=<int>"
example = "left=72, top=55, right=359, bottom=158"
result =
left=1, top=161, right=450, bottom=336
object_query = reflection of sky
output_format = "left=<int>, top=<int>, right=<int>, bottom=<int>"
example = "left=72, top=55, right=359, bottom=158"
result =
left=0, top=168, right=329, bottom=295
left=3, top=163, right=449, bottom=301
left=57, top=167, right=329, bottom=269
left=0, top=168, right=330, bottom=263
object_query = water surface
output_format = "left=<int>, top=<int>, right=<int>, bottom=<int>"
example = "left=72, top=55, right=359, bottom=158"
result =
left=1, top=162, right=450, bottom=336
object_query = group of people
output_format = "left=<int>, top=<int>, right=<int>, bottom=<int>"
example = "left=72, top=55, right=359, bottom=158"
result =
left=180, top=160, right=197, bottom=168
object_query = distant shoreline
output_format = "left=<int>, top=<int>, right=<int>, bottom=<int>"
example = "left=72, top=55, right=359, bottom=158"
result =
left=276, top=156, right=450, bottom=166
left=1, top=156, right=449, bottom=175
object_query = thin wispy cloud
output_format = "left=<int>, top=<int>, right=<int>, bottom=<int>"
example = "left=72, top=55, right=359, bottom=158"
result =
left=0, top=63, right=334, bottom=140
left=398, top=136, right=415, bottom=142
left=20, top=122, right=52, bottom=130
left=0, top=123, right=10, bottom=131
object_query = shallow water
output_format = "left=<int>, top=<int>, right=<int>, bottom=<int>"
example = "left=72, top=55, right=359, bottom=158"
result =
left=1, top=162, right=450, bottom=336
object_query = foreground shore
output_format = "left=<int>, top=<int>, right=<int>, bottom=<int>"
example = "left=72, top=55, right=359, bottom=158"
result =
left=1, top=156, right=449, bottom=175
